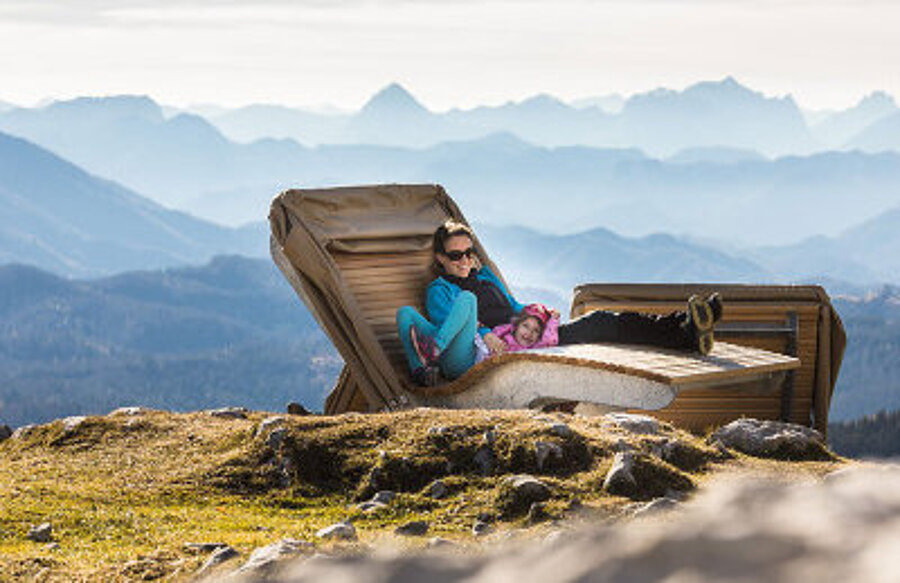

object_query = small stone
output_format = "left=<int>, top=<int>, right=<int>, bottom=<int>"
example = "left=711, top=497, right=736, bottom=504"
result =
left=603, top=452, right=637, bottom=496
left=257, top=416, right=286, bottom=436
left=62, top=416, right=87, bottom=432
left=27, top=522, right=52, bottom=542
left=199, top=545, right=239, bottom=571
left=604, top=413, right=660, bottom=435
left=370, top=490, right=396, bottom=505
left=473, top=446, right=496, bottom=476
left=286, top=402, right=311, bottom=415
left=427, top=537, right=457, bottom=549
left=394, top=520, right=429, bottom=536
left=183, top=542, right=229, bottom=554
left=316, top=521, right=356, bottom=541
left=208, top=407, right=248, bottom=419
left=427, top=425, right=450, bottom=437
left=549, top=422, right=573, bottom=438
left=526, top=502, right=550, bottom=524
left=498, top=475, right=552, bottom=517
left=265, top=427, right=287, bottom=450
left=472, top=521, right=493, bottom=537
left=535, top=440, right=564, bottom=471
left=0, top=425, right=11, bottom=441
left=355, top=501, right=387, bottom=513
left=709, top=419, right=827, bottom=459
left=632, top=497, right=679, bottom=517
left=12, top=425, right=36, bottom=440
left=235, top=539, right=311, bottom=577
left=482, top=429, right=497, bottom=447
left=44, top=542, right=60, bottom=551
left=427, top=479, right=450, bottom=499
left=108, top=407, right=148, bottom=417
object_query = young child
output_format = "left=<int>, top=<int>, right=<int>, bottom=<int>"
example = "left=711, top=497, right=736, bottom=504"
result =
left=474, top=303, right=559, bottom=362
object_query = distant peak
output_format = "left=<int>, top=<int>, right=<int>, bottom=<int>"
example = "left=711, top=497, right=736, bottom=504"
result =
left=857, top=91, right=897, bottom=110
left=360, top=83, right=429, bottom=115
left=686, top=77, right=755, bottom=97
left=47, top=94, right=164, bottom=122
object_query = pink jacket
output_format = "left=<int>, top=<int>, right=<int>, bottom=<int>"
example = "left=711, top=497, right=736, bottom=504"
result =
left=491, top=314, right=559, bottom=352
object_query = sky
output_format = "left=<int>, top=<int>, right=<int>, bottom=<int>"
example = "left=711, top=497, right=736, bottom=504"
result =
left=1, top=0, right=898, bottom=112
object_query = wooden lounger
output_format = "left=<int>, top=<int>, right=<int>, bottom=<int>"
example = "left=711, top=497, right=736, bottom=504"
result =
left=268, top=184, right=804, bottom=419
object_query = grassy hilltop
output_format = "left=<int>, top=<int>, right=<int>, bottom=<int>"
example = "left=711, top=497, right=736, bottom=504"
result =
left=0, top=408, right=845, bottom=581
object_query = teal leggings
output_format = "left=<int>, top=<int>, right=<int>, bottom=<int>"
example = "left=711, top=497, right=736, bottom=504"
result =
left=396, top=291, right=478, bottom=380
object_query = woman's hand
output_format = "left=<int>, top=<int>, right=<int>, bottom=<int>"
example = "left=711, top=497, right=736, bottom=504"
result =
left=483, top=332, right=507, bottom=355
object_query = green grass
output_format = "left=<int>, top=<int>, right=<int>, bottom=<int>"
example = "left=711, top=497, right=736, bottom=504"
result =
left=0, top=409, right=847, bottom=581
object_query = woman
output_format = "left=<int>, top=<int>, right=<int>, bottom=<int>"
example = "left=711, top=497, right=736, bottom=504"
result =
left=396, top=220, right=722, bottom=387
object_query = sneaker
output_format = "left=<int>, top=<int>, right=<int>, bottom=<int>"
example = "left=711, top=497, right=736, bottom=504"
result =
left=411, top=365, right=441, bottom=387
left=410, top=326, right=441, bottom=367
left=681, top=314, right=715, bottom=356
left=707, top=292, right=723, bottom=324
left=687, top=295, right=715, bottom=332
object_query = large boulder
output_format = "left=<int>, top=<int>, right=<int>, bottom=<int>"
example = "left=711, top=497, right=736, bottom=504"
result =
left=710, top=419, right=832, bottom=460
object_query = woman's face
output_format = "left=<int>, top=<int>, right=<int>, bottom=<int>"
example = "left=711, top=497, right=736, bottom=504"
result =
left=437, top=234, right=475, bottom=279
left=514, top=316, right=543, bottom=347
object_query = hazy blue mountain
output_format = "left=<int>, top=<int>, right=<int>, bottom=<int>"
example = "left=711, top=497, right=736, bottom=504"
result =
left=0, top=95, right=311, bottom=208
left=203, top=79, right=821, bottom=156
left=749, top=204, right=900, bottom=284
left=0, top=130, right=265, bottom=277
left=0, top=99, right=18, bottom=112
left=476, top=223, right=771, bottom=297
left=570, top=94, right=626, bottom=113
left=666, top=146, right=767, bottom=165
left=845, top=112, right=900, bottom=153
left=0, top=257, right=339, bottom=428
left=829, top=289, right=900, bottom=421
left=208, top=103, right=349, bottom=144
left=811, top=92, right=897, bottom=148
left=614, top=77, right=815, bottom=157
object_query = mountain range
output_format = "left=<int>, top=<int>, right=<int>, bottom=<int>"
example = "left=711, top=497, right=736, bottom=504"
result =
left=3, top=126, right=900, bottom=288
left=4, top=96, right=900, bottom=257
left=0, top=256, right=339, bottom=428
left=0, top=130, right=266, bottom=277
left=203, top=79, right=898, bottom=157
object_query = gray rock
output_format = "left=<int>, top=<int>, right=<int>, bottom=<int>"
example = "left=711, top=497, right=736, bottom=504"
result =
left=12, top=424, right=36, bottom=440
left=62, top=416, right=87, bottom=432
left=108, top=407, right=148, bottom=417
left=234, top=539, right=311, bottom=577
left=395, top=521, right=429, bottom=536
left=427, top=536, right=458, bottom=549
left=199, top=545, right=239, bottom=572
left=27, top=522, right=52, bottom=542
left=633, top=497, right=680, bottom=517
left=499, top=475, right=552, bottom=516
left=427, top=425, right=450, bottom=437
left=355, top=501, right=387, bottom=513
left=604, top=413, right=660, bottom=435
left=427, top=479, right=450, bottom=499
left=603, top=452, right=637, bottom=495
left=709, top=419, right=825, bottom=458
left=527, top=502, right=550, bottom=524
left=482, top=429, right=497, bottom=447
left=0, top=424, right=11, bottom=441
left=208, top=407, right=248, bottom=419
left=473, top=446, right=496, bottom=476
left=549, top=422, right=573, bottom=438
left=370, top=490, right=396, bottom=505
left=286, top=402, right=311, bottom=416
left=265, top=427, right=288, bottom=451
left=316, top=521, right=357, bottom=541
left=472, top=521, right=493, bottom=537
left=535, top=440, right=564, bottom=471
left=256, top=416, right=286, bottom=436
left=44, top=542, right=60, bottom=552
left=183, top=542, right=229, bottom=554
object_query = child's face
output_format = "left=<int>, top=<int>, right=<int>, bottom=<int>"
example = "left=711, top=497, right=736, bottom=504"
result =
left=514, top=316, right=543, bottom=347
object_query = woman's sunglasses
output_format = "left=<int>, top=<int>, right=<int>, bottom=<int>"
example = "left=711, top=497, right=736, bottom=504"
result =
left=443, top=247, right=475, bottom=261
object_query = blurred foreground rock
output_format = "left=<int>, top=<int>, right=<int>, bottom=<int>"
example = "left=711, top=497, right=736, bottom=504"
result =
left=240, top=465, right=900, bottom=583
